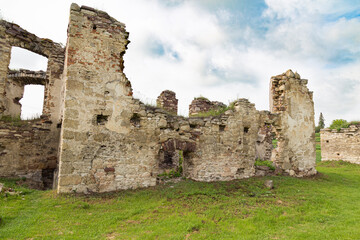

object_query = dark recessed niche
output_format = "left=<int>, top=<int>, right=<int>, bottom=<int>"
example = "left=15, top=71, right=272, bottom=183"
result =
left=244, top=127, right=249, bottom=133
left=219, top=125, right=225, bottom=132
left=326, top=140, right=329, bottom=143
left=57, top=122, right=62, bottom=128
left=130, top=113, right=140, bottom=127
left=96, top=114, right=108, bottom=125
left=92, top=24, right=97, bottom=30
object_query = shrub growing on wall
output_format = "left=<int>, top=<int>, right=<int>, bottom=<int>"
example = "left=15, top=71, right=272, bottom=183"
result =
left=329, top=119, right=349, bottom=131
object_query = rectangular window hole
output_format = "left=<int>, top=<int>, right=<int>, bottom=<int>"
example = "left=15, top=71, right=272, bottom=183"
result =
left=244, top=127, right=249, bottom=133
left=219, top=125, right=225, bottom=132
left=96, top=114, right=108, bottom=125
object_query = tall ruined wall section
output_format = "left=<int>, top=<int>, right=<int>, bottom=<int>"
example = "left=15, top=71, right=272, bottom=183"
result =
left=58, top=4, right=151, bottom=193
left=270, top=70, right=316, bottom=176
left=321, top=125, right=360, bottom=164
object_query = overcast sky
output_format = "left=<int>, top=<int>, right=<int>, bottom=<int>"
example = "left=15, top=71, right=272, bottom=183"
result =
left=1, top=0, right=359, bottom=125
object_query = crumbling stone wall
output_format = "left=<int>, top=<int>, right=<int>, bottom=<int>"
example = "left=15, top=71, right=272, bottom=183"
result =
left=321, top=125, right=360, bottom=164
left=156, top=90, right=178, bottom=115
left=256, top=124, right=273, bottom=161
left=58, top=4, right=137, bottom=193
left=270, top=70, right=316, bottom=176
left=0, top=20, right=63, bottom=187
left=5, top=69, right=47, bottom=116
left=0, top=20, right=64, bottom=125
left=0, top=120, right=58, bottom=189
left=189, top=98, right=226, bottom=116
left=56, top=5, right=317, bottom=194
left=0, top=4, right=317, bottom=193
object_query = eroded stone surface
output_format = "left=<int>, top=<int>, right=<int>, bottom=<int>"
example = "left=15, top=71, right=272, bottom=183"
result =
left=0, top=4, right=317, bottom=194
left=156, top=90, right=178, bottom=115
left=321, top=125, right=360, bottom=164
left=189, top=98, right=226, bottom=116
left=0, top=120, right=58, bottom=189
left=270, top=70, right=317, bottom=177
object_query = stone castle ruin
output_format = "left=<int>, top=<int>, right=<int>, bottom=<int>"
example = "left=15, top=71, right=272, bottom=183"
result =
left=321, top=125, right=360, bottom=164
left=0, top=4, right=316, bottom=193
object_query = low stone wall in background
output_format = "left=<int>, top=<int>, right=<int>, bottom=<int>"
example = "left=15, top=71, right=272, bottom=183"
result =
left=321, top=125, right=360, bottom=164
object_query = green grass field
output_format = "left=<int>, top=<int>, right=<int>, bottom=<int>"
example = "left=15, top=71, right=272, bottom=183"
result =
left=2, top=134, right=360, bottom=239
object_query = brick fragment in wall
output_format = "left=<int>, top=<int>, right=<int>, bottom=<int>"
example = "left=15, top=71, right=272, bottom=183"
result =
left=156, top=90, right=178, bottom=115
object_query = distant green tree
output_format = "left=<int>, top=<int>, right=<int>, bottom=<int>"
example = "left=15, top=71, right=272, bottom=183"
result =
left=329, top=119, right=349, bottom=131
left=315, top=112, right=325, bottom=133
left=318, top=112, right=325, bottom=129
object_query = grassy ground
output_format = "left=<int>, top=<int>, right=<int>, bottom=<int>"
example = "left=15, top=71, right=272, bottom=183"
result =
left=2, top=136, right=360, bottom=239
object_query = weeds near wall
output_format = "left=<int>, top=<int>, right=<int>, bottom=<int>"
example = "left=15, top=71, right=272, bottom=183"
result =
left=190, top=100, right=237, bottom=118
left=0, top=115, right=23, bottom=126
left=158, top=151, right=184, bottom=179
left=194, top=96, right=210, bottom=101
left=254, top=159, right=275, bottom=170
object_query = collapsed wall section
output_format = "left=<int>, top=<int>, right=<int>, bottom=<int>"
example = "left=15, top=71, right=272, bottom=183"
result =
left=0, top=20, right=64, bottom=125
left=189, top=98, right=226, bottom=116
left=321, top=126, right=360, bottom=164
left=270, top=70, right=316, bottom=176
left=57, top=5, right=318, bottom=193
left=0, top=20, right=64, bottom=187
left=57, top=2, right=268, bottom=192
left=185, top=99, right=262, bottom=181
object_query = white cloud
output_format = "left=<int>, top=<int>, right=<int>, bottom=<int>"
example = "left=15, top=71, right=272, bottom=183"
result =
left=1, top=0, right=359, bottom=124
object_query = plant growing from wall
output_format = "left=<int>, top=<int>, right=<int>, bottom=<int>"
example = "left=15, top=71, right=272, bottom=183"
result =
left=158, top=151, right=184, bottom=179
left=254, top=159, right=275, bottom=170
left=190, top=100, right=237, bottom=118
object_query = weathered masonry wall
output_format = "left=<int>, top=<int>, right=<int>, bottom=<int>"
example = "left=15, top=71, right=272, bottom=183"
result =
left=189, top=98, right=226, bottom=116
left=0, top=120, right=58, bottom=189
left=270, top=70, right=316, bottom=176
left=0, top=4, right=317, bottom=193
left=0, top=20, right=65, bottom=125
left=157, top=90, right=178, bottom=115
left=57, top=4, right=316, bottom=194
left=58, top=4, right=136, bottom=193
left=321, top=125, right=360, bottom=164
left=0, top=20, right=64, bottom=187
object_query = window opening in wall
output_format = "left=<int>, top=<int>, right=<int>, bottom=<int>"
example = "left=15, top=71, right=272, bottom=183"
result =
left=9, top=47, right=48, bottom=120
left=20, top=85, right=45, bottom=120
left=272, top=132, right=278, bottom=149
left=9, top=47, right=48, bottom=71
